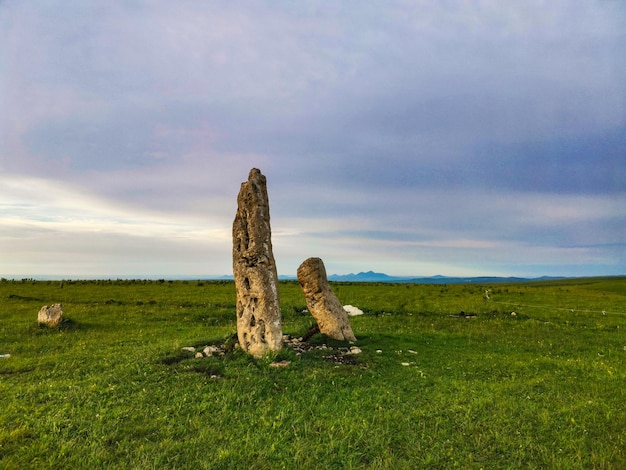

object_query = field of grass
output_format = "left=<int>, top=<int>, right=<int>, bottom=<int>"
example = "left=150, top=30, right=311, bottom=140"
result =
left=1, top=277, right=625, bottom=469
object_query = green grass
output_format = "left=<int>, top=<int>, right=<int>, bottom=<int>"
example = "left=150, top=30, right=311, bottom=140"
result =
left=1, top=277, right=625, bottom=469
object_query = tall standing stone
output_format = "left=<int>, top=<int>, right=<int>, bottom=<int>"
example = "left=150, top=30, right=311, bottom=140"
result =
left=232, top=169, right=282, bottom=357
left=297, top=257, right=357, bottom=342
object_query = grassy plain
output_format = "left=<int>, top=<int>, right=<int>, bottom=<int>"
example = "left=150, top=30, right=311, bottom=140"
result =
left=1, top=277, right=625, bottom=469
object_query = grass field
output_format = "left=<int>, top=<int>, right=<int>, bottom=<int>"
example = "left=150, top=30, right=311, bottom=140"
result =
left=1, top=277, right=625, bottom=469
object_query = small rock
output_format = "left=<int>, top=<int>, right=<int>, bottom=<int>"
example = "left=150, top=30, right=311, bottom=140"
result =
left=0, top=354, right=10, bottom=358
left=270, top=360, right=291, bottom=368
left=343, top=305, right=364, bottom=316
left=511, top=311, right=518, bottom=316
left=37, top=304, right=64, bottom=328
left=203, top=346, right=219, bottom=356
left=376, top=350, right=383, bottom=354
left=181, top=347, right=196, bottom=353
left=401, top=362, right=410, bottom=366
left=347, top=346, right=362, bottom=355
left=407, top=349, right=417, bottom=355
left=195, top=352, right=204, bottom=359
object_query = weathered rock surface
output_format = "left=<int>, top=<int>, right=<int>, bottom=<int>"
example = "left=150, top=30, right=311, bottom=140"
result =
left=297, top=257, right=357, bottom=342
left=37, top=304, right=64, bottom=328
left=232, top=168, right=282, bottom=357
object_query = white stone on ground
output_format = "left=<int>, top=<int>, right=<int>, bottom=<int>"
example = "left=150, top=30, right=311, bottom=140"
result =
left=203, top=346, right=220, bottom=356
left=343, top=305, right=364, bottom=316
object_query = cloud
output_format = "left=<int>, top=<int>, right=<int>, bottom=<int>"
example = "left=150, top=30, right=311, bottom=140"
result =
left=1, top=173, right=624, bottom=278
left=0, top=174, right=231, bottom=277
left=272, top=186, right=626, bottom=276
left=1, top=0, right=625, bottom=277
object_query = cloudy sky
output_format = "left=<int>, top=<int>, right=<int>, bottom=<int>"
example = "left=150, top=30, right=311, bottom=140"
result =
left=1, top=1, right=625, bottom=279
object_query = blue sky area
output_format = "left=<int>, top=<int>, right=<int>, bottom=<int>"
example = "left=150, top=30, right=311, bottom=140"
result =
left=1, top=1, right=625, bottom=279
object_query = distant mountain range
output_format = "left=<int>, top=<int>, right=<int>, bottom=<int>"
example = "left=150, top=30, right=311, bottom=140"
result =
left=325, top=271, right=562, bottom=284
left=20, top=272, right=569, bottom=283
left=273, top=271, right=566, bottom=284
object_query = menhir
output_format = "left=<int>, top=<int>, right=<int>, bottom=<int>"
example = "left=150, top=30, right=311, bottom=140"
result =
left=232, top=168, right=282, bottom=357
left=297, top=257, right=356, bottom=342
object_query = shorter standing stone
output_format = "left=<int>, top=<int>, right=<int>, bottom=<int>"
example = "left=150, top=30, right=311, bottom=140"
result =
left=37, top=304, right=64, bottom=328
left=297, top=257, right=357, bottom=342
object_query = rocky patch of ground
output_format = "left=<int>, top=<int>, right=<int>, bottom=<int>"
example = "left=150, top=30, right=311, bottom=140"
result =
left=167, top=330, right=364, bottom=371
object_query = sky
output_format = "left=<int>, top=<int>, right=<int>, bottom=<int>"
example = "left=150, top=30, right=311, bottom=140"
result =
left=1, top=0, right=625, bottom=279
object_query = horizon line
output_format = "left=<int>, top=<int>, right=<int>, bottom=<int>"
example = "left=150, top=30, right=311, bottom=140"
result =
left=3, top=273, right=625, bottom=282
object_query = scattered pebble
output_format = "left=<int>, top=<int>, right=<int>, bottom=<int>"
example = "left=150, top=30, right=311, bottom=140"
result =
left=270, top=360, right=291, bottom=368
left=511, top=312, right=518, bottom=316
left=376, top=349, right=383, bottom=354
left=401, top=362, right=411, bottom=366
left=281, top=335, right=367, bottom=364
left=182, top=345, right=228, bottom=358
left=203, top=345, right=220, bottom=356
left=0, top=354, right=10, bottom=358
left=407, top=349, right=417, bottom=354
